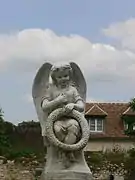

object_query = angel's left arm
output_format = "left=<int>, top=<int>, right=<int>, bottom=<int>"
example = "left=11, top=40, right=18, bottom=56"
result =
left=73, top=89, right=85, bottom=113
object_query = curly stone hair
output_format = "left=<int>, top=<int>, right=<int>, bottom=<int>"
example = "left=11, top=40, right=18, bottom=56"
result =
left=50, top=63, right=73, bottom=85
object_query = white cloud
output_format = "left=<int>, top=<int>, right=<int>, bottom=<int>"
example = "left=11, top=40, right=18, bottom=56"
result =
left=103, top=18, right=135, bottom=51
left=0, top=23, right=135, bottom=102
left=0, top=28, right=135, bottom=78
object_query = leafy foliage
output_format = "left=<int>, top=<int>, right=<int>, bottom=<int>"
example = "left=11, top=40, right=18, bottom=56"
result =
left=129, top=97, right=135, bottom=111
left=85, top=146, right=135, bottom=179
left=0, top=108, right=15, bottom=156
left=122, top=97, right=135, bottom=135
left=0, top=108, right=4, bottom=120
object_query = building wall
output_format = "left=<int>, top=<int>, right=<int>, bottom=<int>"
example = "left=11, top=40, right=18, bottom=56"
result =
left=85, top=140, right=135, bottom=151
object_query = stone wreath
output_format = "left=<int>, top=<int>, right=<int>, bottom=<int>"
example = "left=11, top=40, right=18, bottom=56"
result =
left=45, top=108, right=90, bottom=151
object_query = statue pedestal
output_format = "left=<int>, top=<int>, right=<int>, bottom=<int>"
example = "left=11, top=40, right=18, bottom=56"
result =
left=41, top=171, right=93, bottom=180
left=40, top=146, right=93, bottom=180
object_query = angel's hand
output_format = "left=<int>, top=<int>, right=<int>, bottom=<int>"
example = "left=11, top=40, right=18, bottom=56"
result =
left=65, top=103, right=75, bottom=113
left=56, top=94, right=68, bottom=104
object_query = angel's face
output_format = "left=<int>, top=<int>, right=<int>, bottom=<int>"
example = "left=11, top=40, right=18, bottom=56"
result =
left=54, top=69, right=70, bottom=87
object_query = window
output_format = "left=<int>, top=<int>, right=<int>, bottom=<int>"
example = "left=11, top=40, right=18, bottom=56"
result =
left=124, top=123, right=135, bottom=131
left=87, top=117, right=103, bottom=132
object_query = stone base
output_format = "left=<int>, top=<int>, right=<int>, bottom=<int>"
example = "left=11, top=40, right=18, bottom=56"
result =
left=40, top=145, right=93, bottom=179
left=40, top=171, right=93, bottom=180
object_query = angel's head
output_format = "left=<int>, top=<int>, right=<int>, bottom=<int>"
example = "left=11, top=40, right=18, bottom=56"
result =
left=50, top=63, right=72, bottom=87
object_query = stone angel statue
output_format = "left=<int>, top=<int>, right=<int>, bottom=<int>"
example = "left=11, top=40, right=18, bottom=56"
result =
left=32, top=62, right=93, bottom=180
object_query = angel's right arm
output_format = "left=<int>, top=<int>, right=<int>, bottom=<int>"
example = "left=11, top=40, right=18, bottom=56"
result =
left=41, top=86, right=67, bottom=112
left=41, top=97, right=61, bottom=113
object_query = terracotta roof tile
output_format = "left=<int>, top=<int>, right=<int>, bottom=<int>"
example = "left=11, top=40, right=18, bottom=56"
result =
left=86, top=104, right=107, bottom=116
left=122, top=106, right=135, bottom=116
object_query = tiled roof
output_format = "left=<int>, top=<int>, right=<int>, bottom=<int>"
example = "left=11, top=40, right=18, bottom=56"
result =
left=122, top=106, right=135, bottom=116
left=85, top=102, right=133, bottom=138
left=85, top=104, right=108, bottom=116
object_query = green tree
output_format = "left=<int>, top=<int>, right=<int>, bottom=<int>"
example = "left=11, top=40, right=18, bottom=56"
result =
left=0, top=108, right=4, bottom=121
left=129, top=97, right=135, bottom=111
left=123, top=97, right=135, bottom=179
left=0, top=108, right=5, bottom=134
left=0, top=108, right=14, bottom=156
left=122, top=97, right=135, bottom=136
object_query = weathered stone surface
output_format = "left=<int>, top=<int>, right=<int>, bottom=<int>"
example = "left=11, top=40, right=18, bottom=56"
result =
left=32, top=62, right=93, bottom=180
left=41, top=171, right=93, bottom=180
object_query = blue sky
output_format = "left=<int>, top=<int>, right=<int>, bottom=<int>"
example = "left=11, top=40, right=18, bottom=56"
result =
left=1, top=0, right=135, bottom=124
left=0, top=0, right=134, bottom=39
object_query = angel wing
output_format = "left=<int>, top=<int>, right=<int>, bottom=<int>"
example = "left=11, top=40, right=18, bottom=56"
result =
left=32, top=62, right=52, bottom=136
left=70, top=62, right=87, bottom=101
